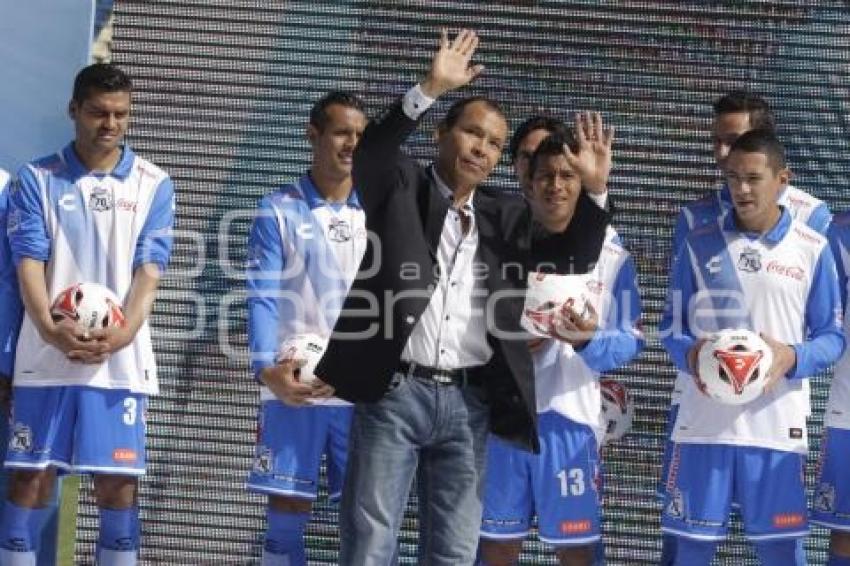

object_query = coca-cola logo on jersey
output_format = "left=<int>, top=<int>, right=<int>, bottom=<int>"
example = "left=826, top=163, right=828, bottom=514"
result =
left=766, top=260, right=805, bottom=281
left=116, top=198, right=137, bottom=212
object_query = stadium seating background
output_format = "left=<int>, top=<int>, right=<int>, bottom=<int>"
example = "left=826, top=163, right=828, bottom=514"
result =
left=73, top=1, right=850, bottom=563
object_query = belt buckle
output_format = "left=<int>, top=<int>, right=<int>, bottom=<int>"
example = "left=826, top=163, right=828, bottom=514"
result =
left=431, top=371, right=454, bottom=385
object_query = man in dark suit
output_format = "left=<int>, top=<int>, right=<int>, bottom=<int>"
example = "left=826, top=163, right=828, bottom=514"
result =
left=268, top=29, right=613, bottom=564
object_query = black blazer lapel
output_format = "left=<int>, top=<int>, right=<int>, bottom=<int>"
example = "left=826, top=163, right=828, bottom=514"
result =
left=421, top=169, right=450, bottom=257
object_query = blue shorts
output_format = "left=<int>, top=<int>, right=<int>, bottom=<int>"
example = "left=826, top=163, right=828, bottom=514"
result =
left=5, top=386, right=146, bottom=475
left=481, top=411, right=601, bottom=546
left=661, top=443, right=807, bottom=542
left=658, top=403, right=680, bottom=498
left=246, top=401, right=352, bottom=501
left=811, top=426, right=850, bottom=532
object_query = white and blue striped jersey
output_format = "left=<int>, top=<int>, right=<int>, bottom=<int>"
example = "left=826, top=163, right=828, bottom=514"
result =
left=669, top=183, right=832, bottom=404
left=8, top=144, right=175, bottom=394
left=825, top=212, right=850, bottom=430
left=533, top=227, right=644, bottom=441
left=0, top=169, right=23, bottom=379
left=660, top=209, right=843, bottom=453
left=246, top=175, right=367, bottom=407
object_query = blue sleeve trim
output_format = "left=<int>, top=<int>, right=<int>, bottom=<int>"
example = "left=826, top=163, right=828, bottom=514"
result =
left=9, top=166, right=50, bottom=265
left=660, top=243, right=697, bottom=373
left=133, top=178, right=175, bottom=273
left=578, top=256, right=644, bottom=373
left=246, top=198, right=286, bottom=379
left=789, top=246, right=845, bottom=378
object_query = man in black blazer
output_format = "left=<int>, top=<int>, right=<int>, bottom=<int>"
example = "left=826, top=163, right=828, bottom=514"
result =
left=269, top=30, right=613, bottom=564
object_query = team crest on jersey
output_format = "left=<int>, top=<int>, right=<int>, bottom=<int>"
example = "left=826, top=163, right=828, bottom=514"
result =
left=814, top=483, right=835, bottom=513
left=254, top=446, right=272, bottom=474
left=89, top=186, right=114, bottom=212
left=737, top=247, right=762, bottom=273
left=9, top=424, right=32, bottom=453
left=665, top=488, right=685, bottom=519
left=327, top=218, right=352, bottom=242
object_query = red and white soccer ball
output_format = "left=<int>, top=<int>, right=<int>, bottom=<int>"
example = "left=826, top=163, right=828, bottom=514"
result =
left=275, top=333, right=327, bottom=385
left=51, top=282, right=125, bottom=330
left=600, top=378, right=634, bottom=444
left=696, top=328, right=773, bottom=405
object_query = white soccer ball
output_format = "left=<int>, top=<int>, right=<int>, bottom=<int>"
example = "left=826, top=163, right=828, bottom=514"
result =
left=521, top=272, right=592, bottom=337
left=696, top=328, right=773, bottom=405
left=51, top=282, right=125, bottom=330
left=600, top=378, right=634, bottom=444
left=275, top=333, right=327, bottom=384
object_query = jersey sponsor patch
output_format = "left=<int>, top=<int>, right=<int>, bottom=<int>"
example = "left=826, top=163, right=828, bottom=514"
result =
left=112, top=448, right=137, bottom=463
left=560, top=519, right=592, bottom=534
left=789, top=428, right=803, bottom=439
left=772, top=513, right=805, bottom=528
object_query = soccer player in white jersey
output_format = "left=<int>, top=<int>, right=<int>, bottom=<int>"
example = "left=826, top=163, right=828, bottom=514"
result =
left=477, top=131, right=643, bottom=566
left=245, top=91, right=367, bottom=566
left=811, top=212, right=850, bottom=566
left=1, top=64, right=175, bottom=566
left=660, top=91, right=832, bottom=564
left=659, top=129, right=844, bottom=565
left=0, top=170, right=62, bottom=566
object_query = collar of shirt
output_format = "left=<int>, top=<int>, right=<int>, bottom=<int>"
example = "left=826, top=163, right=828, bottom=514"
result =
left=721, top=205, right=792, bottom=244
left=62, top=142, right=135, bottom=181
left=297, top=173, right=362, bottom=210
left=430, top=166, right=475, bottom=214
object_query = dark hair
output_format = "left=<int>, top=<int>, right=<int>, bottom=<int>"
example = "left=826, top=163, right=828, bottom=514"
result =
left=439, top=95, right=506, bottom=131
left=309, top=91, right=366, bottom=132
left=72, top=63, right=132, bottom=103
left=528, top=132, right=579, bottom=177
left=509, top=115, right=569, bottom=163
left=728, top=129, right=786, bottom=170
left=713, top=90, right=776, bottom=132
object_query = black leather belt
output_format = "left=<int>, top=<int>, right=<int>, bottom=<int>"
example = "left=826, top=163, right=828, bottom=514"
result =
left=397, top=361, right=483, bottom=387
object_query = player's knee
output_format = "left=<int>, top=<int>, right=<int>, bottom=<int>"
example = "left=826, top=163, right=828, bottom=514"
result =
left=555, top=544, right=593, bottom=566
left=832, top=531, right=850, bottom=557
left=7, top=469, right=55, bottom=508
left=268, top=495, right=312, bottom=514
left=93, top=474, right=138, bottom=509
left=478, top=539, right=522, bottom=565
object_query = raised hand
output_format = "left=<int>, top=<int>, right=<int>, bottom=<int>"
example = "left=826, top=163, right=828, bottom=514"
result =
left=565, top=111, right=614, bottom=194
left=420, top=29, right=484, bottom=98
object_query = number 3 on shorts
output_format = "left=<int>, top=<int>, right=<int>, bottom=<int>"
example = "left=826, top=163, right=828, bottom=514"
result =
left=123, top=397, right=138, bottom=425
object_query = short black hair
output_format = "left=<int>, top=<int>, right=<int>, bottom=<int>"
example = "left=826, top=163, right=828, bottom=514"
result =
left=713, top=90, right=776, bottom=132
left=309, top=91, right=366, bottom=132
left=528, top=132, right=579, bottom=177
left=728, top=128, right=787, bottom=171
left=439, top=95, right=506, bottom=132
left=509, top=115, right=569, bottom=163
left=72, top=63, right=132, bottom=103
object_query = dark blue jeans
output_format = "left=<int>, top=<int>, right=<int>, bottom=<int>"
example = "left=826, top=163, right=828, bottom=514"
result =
left=339, top=374, right=490, bottom=565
